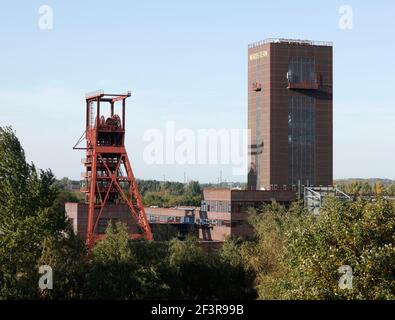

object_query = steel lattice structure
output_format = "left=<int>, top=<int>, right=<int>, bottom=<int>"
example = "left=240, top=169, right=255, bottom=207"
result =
left=74, top=90, right=153, bottom=247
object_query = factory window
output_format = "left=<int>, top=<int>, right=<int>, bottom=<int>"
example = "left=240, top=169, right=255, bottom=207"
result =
left=288, top=96, right=316, bottom=186
left=183, top=216, right=194, bottom=224
left=202, top=200, right=232, bottom=212
left=218, top=201, right=223, bottom=212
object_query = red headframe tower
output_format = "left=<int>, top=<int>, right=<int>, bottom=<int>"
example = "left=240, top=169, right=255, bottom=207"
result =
left=74, top=90, right=153, bottom=247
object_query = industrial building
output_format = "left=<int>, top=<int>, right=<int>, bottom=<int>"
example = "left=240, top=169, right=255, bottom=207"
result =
left=66, top=38, right=336, bottom=245
left=198, top=188, right=297, bottom=241
left=247, top=39, right=333, bottom=191
left=66, top=203, right=197, bottom=241
left=198, top=38, right=335, bottom=242
left=66, top=187, right=297, bottom=242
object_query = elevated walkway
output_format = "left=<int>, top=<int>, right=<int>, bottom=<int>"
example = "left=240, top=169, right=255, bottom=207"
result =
left=304, top=186, right=351, bottom=214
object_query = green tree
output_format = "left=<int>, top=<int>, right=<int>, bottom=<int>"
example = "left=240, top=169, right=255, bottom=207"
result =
left=242, top=198, right=395, bottom=300
left=140, top=180, right=202, bottom=207
left=373, top=182, right=384, bottom=195
left=92, top=222, right=133, bottom=263
left=185, top=181, right=201, bottom=197
left=38, top=227, right=87, bottom=299
left=281, top=197, right=395, bottom=299
left=47, top=190, right=79, bottom=234
left=84, top=222, right=171, bottom=300
left=83, top=222, right=139, bottom=299
left=240, top=201, right=310, bottom=299
left=386, top=184, right=395, bottom=196
left=128, top=239, right=171, bottom=299
left=0, top=127, right=63, bottom=299
left=167, top=236, right=256, bottom=299
left=219, top=237, right=257, bottom=299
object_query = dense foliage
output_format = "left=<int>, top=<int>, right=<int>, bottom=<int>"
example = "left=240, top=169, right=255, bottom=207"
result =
left=336, top=179, right=395, bottom=197
left=0, top=127, right=61, bottom=298
left=1, top=127, right=394, bottom=300
left=137, top=179, right=202, bottom=207
left=0, top=128, right=255, bottom=299
left=241, top=198, right=395, bottom=299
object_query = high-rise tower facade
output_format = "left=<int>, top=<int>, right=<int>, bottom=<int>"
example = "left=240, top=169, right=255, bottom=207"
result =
left=248, top=39, right=333, bottom=190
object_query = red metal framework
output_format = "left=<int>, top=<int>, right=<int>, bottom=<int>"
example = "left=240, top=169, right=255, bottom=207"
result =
left=74, top=90, right=153, bottom=247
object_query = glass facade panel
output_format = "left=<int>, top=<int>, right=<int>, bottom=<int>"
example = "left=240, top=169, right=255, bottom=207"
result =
left=255, top=63, right=263, bottom=188
left=288, top=96, right=316, bottom=186
left=288, top=57, right=316, bottom=84
left=201, top=200, right=231, bottom=213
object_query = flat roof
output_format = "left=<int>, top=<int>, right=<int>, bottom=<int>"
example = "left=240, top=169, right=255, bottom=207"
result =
left=248, top=38, right=333, bottom=49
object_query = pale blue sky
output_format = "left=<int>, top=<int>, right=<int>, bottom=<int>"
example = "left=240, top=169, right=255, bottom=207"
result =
left=0, top=0, right=394, bottom=182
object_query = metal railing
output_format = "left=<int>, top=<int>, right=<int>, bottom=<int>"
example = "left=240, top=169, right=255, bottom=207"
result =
left=248, top=38, right=333, bottom=49
left=304, top=186, right=351, bottom=215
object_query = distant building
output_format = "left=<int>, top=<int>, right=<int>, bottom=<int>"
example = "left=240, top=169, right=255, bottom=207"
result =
left=199, top=38, right=334, bottom=242
left=65, top=203, right=197, bottom=242
left=146, top=206, right=196, bottom=240
left=199, top=188, right=297, bottom=241
left=66, top=38, right=335, bottom=243
left=66, top=189, right=298, bottom=243
left=248, top=38, right=333, bottom=191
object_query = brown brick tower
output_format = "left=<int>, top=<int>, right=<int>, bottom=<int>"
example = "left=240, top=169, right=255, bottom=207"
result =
left=247, top=39, right=333, bottom=191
